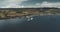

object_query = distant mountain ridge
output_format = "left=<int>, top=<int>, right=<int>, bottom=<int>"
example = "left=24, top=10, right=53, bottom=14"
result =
left=0, top=7, right=59, bottom=10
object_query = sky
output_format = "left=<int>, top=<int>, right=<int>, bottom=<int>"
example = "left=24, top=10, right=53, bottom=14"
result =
left=0, top=0, right=60, bottom=8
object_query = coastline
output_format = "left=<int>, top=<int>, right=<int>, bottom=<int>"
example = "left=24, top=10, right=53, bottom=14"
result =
left=0, top=8, right=59, bottom=19
left=0, top=14, right=60, bottom=20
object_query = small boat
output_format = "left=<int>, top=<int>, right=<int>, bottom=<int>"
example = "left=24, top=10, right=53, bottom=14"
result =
left=30, top=17, right=34, bottom=20
left=26, top=16, right=34, bottom=21
left=27, top=17, right=34, bottom=21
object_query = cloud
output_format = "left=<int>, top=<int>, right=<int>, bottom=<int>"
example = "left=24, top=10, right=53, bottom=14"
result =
left=35, top=1, right=60, bottom=8
left=18, top=1, right=60, bottom=8
left=1, top=1, right=60, bottom=8
left=0, top=0, right=28, bottom=8
left=19, top=1, right=60, bottom=8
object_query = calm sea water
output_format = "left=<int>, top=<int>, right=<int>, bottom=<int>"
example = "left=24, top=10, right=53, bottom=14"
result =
left=0, top=15, right=60, bottom=32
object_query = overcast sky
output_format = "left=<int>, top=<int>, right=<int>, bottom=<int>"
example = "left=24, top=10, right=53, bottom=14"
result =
left=0, top=0, right=60, bottom=8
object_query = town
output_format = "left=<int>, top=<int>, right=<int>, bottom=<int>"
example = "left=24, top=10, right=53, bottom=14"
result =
left=0, top=8, right=60, bottom=19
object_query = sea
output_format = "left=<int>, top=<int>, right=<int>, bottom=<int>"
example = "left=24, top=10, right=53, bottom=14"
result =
left=0, top=15, right=60, bottom=32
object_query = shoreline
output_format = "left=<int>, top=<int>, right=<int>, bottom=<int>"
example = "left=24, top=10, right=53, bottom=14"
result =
left=0, top=14, right=60, bottom=19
